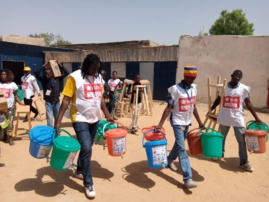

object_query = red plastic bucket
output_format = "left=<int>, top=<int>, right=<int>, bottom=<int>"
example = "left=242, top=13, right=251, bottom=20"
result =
left=104, top=122, right=127, bottom=157
left=142, top=126, right=166, bottom=141
left=245, top=129, right=267, bottom=153
left=187, top=128, right=202, bottom=156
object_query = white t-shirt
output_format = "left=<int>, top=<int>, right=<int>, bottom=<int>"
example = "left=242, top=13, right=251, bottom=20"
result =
left=108, top=78, right=121, bottom=91
left=0, top=82, right=18, bottom=108
left=168, top=84, right=197, bottom=125
left=21, top=74, right=40, bottom=99
left=217, top=82, right=250, bottom=127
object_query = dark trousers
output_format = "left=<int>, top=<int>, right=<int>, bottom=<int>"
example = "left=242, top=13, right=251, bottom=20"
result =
left=24, top=96, right=38, bottom=115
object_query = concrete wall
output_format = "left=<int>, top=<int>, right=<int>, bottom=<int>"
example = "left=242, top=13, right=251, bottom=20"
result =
left=177, top=35, right=269, bottom=108
left=0, top=35, right=45, bottom=46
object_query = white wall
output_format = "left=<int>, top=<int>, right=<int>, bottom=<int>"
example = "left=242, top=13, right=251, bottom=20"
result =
left=177, top=35, right=269, bottom=108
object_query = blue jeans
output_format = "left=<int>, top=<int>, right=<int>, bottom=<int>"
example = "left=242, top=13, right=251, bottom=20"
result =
left=72, top=122, right=98, bottom=188
left=45, top=101, right=60, bottom=127
left=221, top=125, right=248, bottom=165
left=168, top=125, right=192, bottom=181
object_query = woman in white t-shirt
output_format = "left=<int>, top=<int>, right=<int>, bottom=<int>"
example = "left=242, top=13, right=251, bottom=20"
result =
left=0, top=69, right=24, bottom=145
left=108, top=71, right=122, bottom=119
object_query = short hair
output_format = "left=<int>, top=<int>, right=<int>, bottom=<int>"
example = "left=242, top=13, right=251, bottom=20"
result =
left=112, top=71, right=117, bottom=75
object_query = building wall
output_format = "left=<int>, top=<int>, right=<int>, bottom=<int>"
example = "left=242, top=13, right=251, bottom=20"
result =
left=177, top=35, right=269, bottom=108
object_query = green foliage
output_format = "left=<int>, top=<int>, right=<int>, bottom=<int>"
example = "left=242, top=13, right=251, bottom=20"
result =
left=209, top=9, right=254, bottom=35
left=28, top=33, right=72, bottom=46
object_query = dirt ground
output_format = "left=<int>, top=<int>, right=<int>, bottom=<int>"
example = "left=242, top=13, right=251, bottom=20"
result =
left=0, top=100, right=269, bottom=202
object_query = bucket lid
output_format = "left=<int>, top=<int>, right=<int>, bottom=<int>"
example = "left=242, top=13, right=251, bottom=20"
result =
left=144, top=140, right=167, bottom=147
left=54, top=136, right=81, bottom=152
left=247, top=124, right=268, bottom=132
left=200, top=131, right=223, bottom=138
left=105, top=128, right=127, bottom=138
left=29, top=125, right=55, bottom=145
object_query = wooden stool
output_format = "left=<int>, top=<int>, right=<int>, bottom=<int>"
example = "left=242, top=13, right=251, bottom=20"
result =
left=14, top=104, right=32, bottom=137
left=32, top=97, right=46, bottom=121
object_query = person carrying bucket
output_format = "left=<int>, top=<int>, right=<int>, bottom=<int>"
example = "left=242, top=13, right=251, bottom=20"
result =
left=54, top=54, right=114, bottom=199
left=211, top=70, right=262, bottom=172
left=156, top=66, right=204, bottom=189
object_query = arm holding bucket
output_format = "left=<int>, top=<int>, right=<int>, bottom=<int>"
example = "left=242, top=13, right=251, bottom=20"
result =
left=54, top=95, right=72, bottom=131
left=193, top=104, right=204, bottom=129
left=244, top=97, right=262, bottom=124
left=101, top=98, right=114, bottom=122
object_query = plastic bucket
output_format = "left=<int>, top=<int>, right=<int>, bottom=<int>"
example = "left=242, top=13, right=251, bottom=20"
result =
left=142, top=126, right=166, bottom=141
left=187, top=128, right=202, bottom=156
left=94, top=120, right=117, bottom=145
left=246, top=120, right=268, bottom=141
left=245, top=129, right=267, bottom=153
left=29, top=125, right=55, bottom=159
left=50, top=129, right=81, bottom=171
left=199, top=127, right=224, bottom=158
left=104, top=122, right=127, bottom=157
left=142, top=129, right=168, bottom=169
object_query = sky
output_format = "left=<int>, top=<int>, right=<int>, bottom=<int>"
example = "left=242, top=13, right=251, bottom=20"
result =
left=1, top=0, right=269, bottom=46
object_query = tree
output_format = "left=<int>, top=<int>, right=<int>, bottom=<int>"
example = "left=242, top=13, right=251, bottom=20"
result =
left=209, top=9, right=254, bottom=35
left=28, top=33, right=72, bottom=46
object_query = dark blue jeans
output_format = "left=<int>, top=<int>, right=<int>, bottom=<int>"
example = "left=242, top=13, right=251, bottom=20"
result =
left=72, top=122, right=98, bottom=188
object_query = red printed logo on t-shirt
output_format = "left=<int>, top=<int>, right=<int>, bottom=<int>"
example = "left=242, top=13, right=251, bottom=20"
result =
left=83, top=84, right=102, bottom=99
left=223, top=96, right=240, bottom=109
left=22, top=82, right=29, bottom=89
left=178, top=96, right=196, bottom=112
left=0, top=88, right=11, bottom=98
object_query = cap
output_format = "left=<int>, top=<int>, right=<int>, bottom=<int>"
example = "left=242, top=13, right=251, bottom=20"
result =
left=184, top=66, right=197, bottom=77
left=24, top=66, right=31, bottom=71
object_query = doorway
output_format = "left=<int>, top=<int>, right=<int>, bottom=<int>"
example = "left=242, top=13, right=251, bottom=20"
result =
left=2, top=61, right=24, bottom=85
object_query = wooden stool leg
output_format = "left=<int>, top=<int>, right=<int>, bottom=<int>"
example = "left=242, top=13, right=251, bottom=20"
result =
left=27, top=112, right=32, bottom=130
left=15, top=113, right=20, bottom=138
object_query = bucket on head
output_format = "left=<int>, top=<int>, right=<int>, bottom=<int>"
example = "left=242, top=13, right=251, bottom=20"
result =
left=246, top=120, right=268, bottom=142
left=50, top=129, right=81, bottom=171
left=29, top=125, right=55, bottom=159
left=245, top=129, right=267, bottom=153
left=187, top=128, right=202, bottom=156
left=142, top=126, right=166, bottom=141
left=142, top=129, right=168, bottom=169
left=199, top=127, right=224, bottom=158
left=104, top=122, right=127, bottom=157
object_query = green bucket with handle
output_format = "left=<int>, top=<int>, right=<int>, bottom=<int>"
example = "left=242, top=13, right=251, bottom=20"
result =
left=246, top=120, right=268, bottom=142
left=199, top=127, right=224, bottom=158
left=50, top=128, right=81, bottom=171
left=94, top=120, right=117, bottom=145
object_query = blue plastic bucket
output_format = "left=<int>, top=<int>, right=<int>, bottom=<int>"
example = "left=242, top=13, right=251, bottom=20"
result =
left=142, top=130, right=168, bottom=169
left=29, top=125, right=55, bottom=159
left=50, top=129, right=81, bottom=171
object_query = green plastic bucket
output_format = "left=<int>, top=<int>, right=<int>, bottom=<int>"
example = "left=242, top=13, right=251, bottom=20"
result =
left=50, top=129, right=81, bottom=171
left=199, top=127, right=224, bottom=158
left=94, top=120, right=117, bottom=145
left=246, top=120, right=268, bottom=142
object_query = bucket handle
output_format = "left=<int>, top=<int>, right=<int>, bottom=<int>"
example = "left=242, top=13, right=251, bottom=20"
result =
left=246, top=120, right=268, bottom=132
left=52, top=128, right=73, bottom=141
left=198, top=127, right=219, bottom=136
left=142, top=129, right=167, bottom=147
left=141, top=125, right=165, bottom=134
left=102, top=121, right=127, bottom=136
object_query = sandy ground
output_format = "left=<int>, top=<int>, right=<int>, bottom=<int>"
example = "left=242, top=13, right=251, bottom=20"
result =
left=0, top=100, right=269, bottom=202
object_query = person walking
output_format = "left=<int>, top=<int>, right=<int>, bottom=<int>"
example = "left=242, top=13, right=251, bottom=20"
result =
left=211, top=70, right=262, bottom=172
left=156, top=66, right=204, bottom=189
left=21, top=66, right=41, bottom=122
left=54, top=54, right=113, bottom=199
left=35, top=62, right=69, bottom=127
left=0, top=69, right=24, bottom=145
left=108, top=71, right=122, bottom=120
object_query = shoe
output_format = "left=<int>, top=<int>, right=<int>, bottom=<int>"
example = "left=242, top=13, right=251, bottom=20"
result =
left=240, top=163, right=254, bottom=172
left=211, top=158, right=220, bottom=161
left=23, top=117, right=28, bottom=122
left=131, top=128, right=136, bottom=134
left=9, top=137, right=15, bottom=146
left=33, top=113, right=38, bottom=119
left=75, top=173, right=83, bottom=180
left=167, top=159, right=178, bottom=172
left=85, top=186, right=96, bottom=198
left=184, top=179, right=197, bottom=189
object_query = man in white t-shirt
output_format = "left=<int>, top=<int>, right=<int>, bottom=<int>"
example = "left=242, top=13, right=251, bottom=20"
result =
left=211, top=70, right=262, bottom=172
left=21, top=66, right=41, bottom=122
left=156, top=66, right=204, bottom=189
